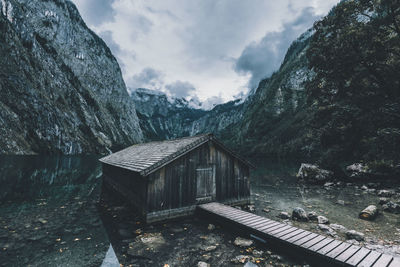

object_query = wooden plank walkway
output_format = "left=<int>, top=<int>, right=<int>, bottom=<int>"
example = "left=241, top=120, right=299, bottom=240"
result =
left=197, top=202, right=400, bottom=267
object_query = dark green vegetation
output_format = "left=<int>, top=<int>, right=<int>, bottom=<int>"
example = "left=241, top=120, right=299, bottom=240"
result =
left=222, top=0, right=400, bottom=175
left=306, top=0, right=400, bottom=170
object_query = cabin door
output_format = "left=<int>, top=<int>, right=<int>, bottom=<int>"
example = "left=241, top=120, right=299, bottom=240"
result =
left=196, top=165, right=216, bottom=203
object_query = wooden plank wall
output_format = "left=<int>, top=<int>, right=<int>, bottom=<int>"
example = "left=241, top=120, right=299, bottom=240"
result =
left=146, top=141, right=251, bottom=213
left=102, top=164, right=147, bottom=216
left=214, top=143, right=250, bottom=202
left=146, top=143, right=211, bottom=212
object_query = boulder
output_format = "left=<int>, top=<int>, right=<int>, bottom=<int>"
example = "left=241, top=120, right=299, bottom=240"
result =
left=292, top=207, right=308, bottom=221
left=346, top=163, right=370, bottom=178
left=382, top=201, right=400, bottom=213
left=297, top=164, right=333, bottom=183
left=278, top=212, right=290, bottom=219
left=330, top=224, right=347, bottom=233
left=307, top=211, right=318, bottom=221
left=359, top=205, right=378, bottom=220
left=234, top=237, right=253, bottom=247
left=318, top=224, right=336, bottom=236
left=317, top=216, right=329, bottom=224
left=346, top=230, right=365, bottom=241
left=378, top=190, right=395, bottom=197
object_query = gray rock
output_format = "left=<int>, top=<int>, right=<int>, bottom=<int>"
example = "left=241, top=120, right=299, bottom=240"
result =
left=324, top=182, right=334, bottom=187
left=244, top=262, right=258, bottom=267
left=379, top=197, right=389, bottom=205
left=230, top=255, right=250, bottom=264
left=197, top=261, right=210, bottom=267
left=292, top=207, right=308, bottom=221
left=278, top=212, right=290, bottom=219
left=207, top=224, right=215, bottom=231
left=317, top=216, right=329, bottom=224
left=252, top=250, right=263, bottom=257
left=202, top=245, right=217, bottom=252
left=330, top=224, right=347, bottom=233
left=234, top=237, right=253, bottom=247
left=346, top=230, right=365, bottom=241
left=382, top=201, right=400, bottom=213
left=337, top=200, right=345, bottom=205
left=297, top=164, right=333, bottom=183
left=318, top=224, right=336, bottom=236
left=378, top=190, right=395, bottom=197
left=346, top=163, right=370, bottom=178
left=307, top=211, right=318, bottom=221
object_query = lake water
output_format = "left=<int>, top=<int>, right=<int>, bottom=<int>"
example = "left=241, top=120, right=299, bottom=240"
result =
left=0, top=156, right=399, bottom=266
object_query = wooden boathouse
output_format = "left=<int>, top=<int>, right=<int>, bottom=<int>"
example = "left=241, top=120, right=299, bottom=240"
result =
left=100, top=133, right=253, bottom=223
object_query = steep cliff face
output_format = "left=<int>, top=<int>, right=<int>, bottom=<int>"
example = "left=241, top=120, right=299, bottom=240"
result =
left=221, top=29, right=314, bottom=157
left=131, top=88, right=244, bottom=141
left=0, top=0, right=143, bottom=154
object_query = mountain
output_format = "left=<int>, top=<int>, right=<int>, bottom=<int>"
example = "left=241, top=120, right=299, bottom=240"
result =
left=225, top=0, right=400, bottom=172
left=131, top=88, right=244, bottom=141
left=220, top=29, right=314, bottom=158
left=0, top=0, right=143, bottom=154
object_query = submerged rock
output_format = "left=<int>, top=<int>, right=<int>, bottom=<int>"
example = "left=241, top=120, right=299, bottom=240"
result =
left=230, top=255, right=250, bottom=264
left=234, top=237, right=253, bottom=247
left=382, top=201, right=400, bottom=213
left=292, top=207, right=308, bottom=221
left=378, top=190, right=395, bottom=197
left=359, top=205, right=378, bottom=220
left=278, top=212, right=290, bottom=219
left=297, top=164, right=333, bottom=183
left=379, top=198, right=389, bottom=205
left=346, top=230, right=365, bottom=241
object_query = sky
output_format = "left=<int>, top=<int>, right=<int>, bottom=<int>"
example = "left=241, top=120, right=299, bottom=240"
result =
left=73, top=0, right=340, bottom=108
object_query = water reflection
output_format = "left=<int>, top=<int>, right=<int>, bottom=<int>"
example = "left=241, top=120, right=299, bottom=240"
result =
left=0, top=155, right=110, bottom=267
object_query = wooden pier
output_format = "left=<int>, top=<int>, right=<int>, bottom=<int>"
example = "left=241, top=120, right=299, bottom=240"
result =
left=197, top=202, right=400, bottom=267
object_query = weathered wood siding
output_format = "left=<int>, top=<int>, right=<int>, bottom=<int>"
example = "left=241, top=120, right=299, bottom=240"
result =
left=102, top=164, right=147, bottom=216
left=146, top=143, right=211, bottom=212
left=213, top=143, right=250, bottom=202
left=146, top=141, right=250, bottom=213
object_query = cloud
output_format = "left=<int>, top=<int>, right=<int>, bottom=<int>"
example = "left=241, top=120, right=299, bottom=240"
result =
left=73, top=0, right=340, bottom=102
left=234, top=7, right=320, bottom=90
left=127, top=67, right=165, bottom=92
left=73, top=0, right=116, bottom=26
left=165, top=81, right=196, bottom=98
left=202, top=95, right=225, bottom=110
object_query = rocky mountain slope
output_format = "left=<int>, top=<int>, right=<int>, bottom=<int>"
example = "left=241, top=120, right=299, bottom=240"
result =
left=224, top=0, right=400, bottom=173
left=0, top=0, right=143, bottom=154
left=131, top=88, right=244, bottom=141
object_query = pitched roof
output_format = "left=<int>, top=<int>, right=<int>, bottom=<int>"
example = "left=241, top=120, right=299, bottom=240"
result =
left=99, top=133, right=253, bottom=176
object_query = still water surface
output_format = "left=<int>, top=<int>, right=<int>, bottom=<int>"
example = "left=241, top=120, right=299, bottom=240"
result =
left=0, top=156, right=399, bottom=266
